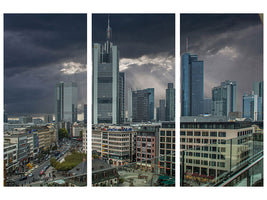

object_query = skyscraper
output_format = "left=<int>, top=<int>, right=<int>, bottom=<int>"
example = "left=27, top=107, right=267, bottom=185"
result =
left=84, top=104, right=87, bottom=125
left=145, top=88, right=155, bottom=121
left=166, top=83, right=175, bottom=121
left=159, top=99, right=166, bottom=121
left=119, top=72, right=125, bottom=124
left=242, top=93, right=262, bottom=121
left=211, top=80, right=237, bottom=117
left=55, top=81, right=77, bottom=123
left=131, top=89, right=150, bottom=122
left=252, top=81, right=263, bottom=120
left=92, top=17, right=119, bottom=124
left=181, top=53, right=204, bottom=116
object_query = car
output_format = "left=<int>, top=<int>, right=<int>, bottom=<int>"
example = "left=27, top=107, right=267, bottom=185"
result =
left=19, top=176, right=27, bottom=181
left=28, top=173, right=33, bottom=177
left=40, top=170, right=44, bottom=176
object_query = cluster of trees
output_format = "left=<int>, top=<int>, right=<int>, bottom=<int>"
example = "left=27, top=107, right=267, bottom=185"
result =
left=50, top=151, right=87, bottom=171
left=58, top=128, right=69, bottom=140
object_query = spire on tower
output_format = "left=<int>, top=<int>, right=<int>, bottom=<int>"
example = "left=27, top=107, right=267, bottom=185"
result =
left=107, top=15, right=112, bottom=41
left=186, top=37, right=189, bottom=52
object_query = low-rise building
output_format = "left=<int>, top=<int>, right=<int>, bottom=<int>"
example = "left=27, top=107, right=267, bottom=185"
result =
left=92, top=125, right=136, bottom=166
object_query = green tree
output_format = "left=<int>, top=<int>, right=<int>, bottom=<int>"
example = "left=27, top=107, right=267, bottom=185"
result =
left=58, top=128, right=68, bottom=140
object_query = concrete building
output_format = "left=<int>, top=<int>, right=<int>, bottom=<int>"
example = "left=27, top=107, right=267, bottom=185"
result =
left=55, top=81, right=78, bottom=123
left=92, top=125, right=136, bottom=166
left=181, top=53, right=204, bottom=116
left=44, top=114, right=53, bottom=123
left=212, top=80, right=237, bottom=117
left=72, top=123, right=85, bottom=138
left=84, top=104, right=87, bottom=125
left=92, top=17, right=119, bottom=124
left=180, top=119, right=254, bottom=181
left=4, top=142, right=18, bottom=174
left=82, top=127, right=87, bottom=153
left=158, top=121, right=175, bottom=177
left=136, top=124, right=160, bottom=172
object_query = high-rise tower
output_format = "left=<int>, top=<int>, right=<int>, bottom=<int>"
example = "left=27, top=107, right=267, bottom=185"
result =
left=55, top=81, right=77, bottom=123
left=211, top=80, right=237, bottom=117
left=181, top=53, right=204, bottom=116
left=166, top=83, right=175, bottom=121
left=93, top=17, right=119, bottom=124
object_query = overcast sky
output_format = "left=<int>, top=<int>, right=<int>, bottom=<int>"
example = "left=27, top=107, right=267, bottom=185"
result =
left=4, top=14, right=87, bottom=119
left=92, top=14, right=175, bottom=108
left=180, top=14, right=263, bottom=112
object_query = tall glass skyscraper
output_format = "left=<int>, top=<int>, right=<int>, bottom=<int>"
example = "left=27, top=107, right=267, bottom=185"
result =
left=211, top=80, right=237, bottom=117
left=166, top=83, right=175, bottom=121
left=181, top=53, right=204, bottom=116
left=55, top=81, right=77, bottom=123
left=119, top=72, right=125, bottom=124
left=243, top=93, right=262, bottom=121
left=145, top=88, right=155, bottom=121
left=93, top=17, right=119, bottom=124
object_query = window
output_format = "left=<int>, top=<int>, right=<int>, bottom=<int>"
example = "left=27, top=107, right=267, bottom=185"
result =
left=194, top=131, right=201, bottom=136
left=202, top=139, right=209, bottom=144
left=160, top=131, right=165, bottom=136
left=219, top=132, right=226, bottom=137
left=210, top=132, right=217, bottom=137
left=173, top=131, right=175, bottom=136
left=188, top=138, right=193, bottom=143
left=202, top=132, right=209, bottom=137
left=180, top=131, right=185, bottom=136
left=167, top=131, right=171, bottom=136
left=187, top=131, right=193, bottom=136
left=180, top=145, right=185, bottom=149
left=181, top=138, right=186, bottom=142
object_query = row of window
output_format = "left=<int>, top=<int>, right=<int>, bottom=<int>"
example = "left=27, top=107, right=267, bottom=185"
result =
left=160, top=131, right=175, bottom=136
left=184, top=152, right=226, bottom=160
left=160, top=137, right=175, bottom=143
left=185, top=159, right=225, bottom=167
left=237, top=129, right=253, bottom=137
left=180, top=131, right=227, bottom=137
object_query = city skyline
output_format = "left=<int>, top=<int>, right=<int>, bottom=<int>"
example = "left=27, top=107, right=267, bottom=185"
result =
left=93, top=14, right=175, bottom=108
left=4, top=14, right=87, bottom=120
left=180, top=14, right=263, bottom=113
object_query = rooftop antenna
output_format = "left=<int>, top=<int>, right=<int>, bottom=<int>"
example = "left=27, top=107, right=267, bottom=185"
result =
left=186, top=37, right=189, bottom=52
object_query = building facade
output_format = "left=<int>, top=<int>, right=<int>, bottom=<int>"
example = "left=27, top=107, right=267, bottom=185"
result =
left=119, top=72, right=125, bottom=124
left=166, top=83, right=175, bottom=121
left=92, top=125, right=136, bottom=166
left=243, top=93, right=262, bottom=121
left=55, top=81, right=78, bottom=123
left=158, top=99, right=166, bottom=121
left=131, top=89, right=150, bottom=122
left=92, top=18, right=119, bottom=124
left=212, top=80, right=237, bottom=117
left=158, top=122, right=175, bottom=177
left=136, top=124, right=160, bottom=172
left=180, top=120, right=254, bottom=183
left=181, top=53, right=204, bottom=116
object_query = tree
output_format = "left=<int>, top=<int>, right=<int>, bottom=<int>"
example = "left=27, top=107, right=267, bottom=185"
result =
left=58, top=128, right=68, bottom=140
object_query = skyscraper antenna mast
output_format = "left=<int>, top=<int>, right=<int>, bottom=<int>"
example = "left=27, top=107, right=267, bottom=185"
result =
left=186, top=37, right=189, bottom=52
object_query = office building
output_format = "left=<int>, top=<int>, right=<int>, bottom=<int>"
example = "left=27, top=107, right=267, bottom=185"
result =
left=119, top=72, right=125, bottom=124
left=92, top=17, right=119, bottom=124
left=84, top=104, right=87, bottom=125
left=158, top=99, right=166, bottom=121
left=44, top=114, right=53, bottom=123
left=166, top=83, right=175, bottom=121
left=252, top=81, right=263, bottom=120
left=203, top=98, right=212, bottom=114
left=92, top=125, right=136, bottom=166
left=180, top=118, right=254, bottom=183
left=136, top=124, right=160, bottom=172
left=145, top=88, right=155, bottom=121
left=242, top=93, right=262, bottom=121
left=55, top=81, right=78, bottom=123
left=131, top=89, right=150, bottom=122
left=158, top=121, right=175, bottom=177
left=181, top=53, right=204, bottom=116
left=211, top=80, right=237, bottom=117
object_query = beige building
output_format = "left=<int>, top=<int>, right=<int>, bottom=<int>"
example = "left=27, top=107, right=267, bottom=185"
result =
left=92, top=125, right=136, bottom=166
left=37, top=126, right=56, bottom=151
left=180, top=121, right=254, bottom=181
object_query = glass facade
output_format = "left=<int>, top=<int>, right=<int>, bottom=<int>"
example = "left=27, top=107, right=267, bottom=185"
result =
left=181, top=53, right=203, bottom=116
left=55, top=82, right=77, bottom=123
left=166, top=83, right=175, bottom=121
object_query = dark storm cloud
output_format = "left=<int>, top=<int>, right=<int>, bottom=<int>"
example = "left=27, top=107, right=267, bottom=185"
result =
left=4, top=14, right=87, bottom=116
left=180, top=14, right=263, bottom=112
left=93, top=14, right=175, bottom=108
left=93, top=14, right=175, bottom=58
